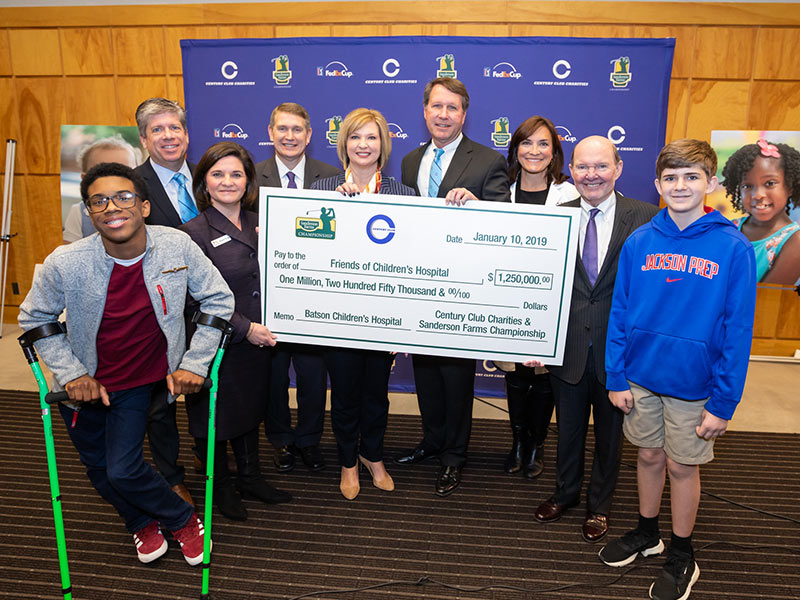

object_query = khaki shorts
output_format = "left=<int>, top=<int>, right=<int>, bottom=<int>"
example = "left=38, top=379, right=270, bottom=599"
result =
left=623, top=381, right=714, bottom=465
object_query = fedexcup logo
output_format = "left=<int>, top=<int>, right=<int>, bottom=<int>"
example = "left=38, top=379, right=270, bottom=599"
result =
left=556, top=126, right=577, bottom=144
left=609, top=56, right=632, bottom=88
left=436, top=54, right=457, bottom=78
left=388, top=123, right=408, bottom=140
left=272, top=55, right=292, bottom=86
left=366, top=214, right=395, bottom=244
left=296, top=207, right=336, bottom=240
left=317, top=61, right=353, bottom=78
left=484, top=62, right=522, bottom=79
left=325, top=116, right=343, bottom=146
left=214, top=123, right=249, bottom=140
left=490, top=117, right=512, bottom=148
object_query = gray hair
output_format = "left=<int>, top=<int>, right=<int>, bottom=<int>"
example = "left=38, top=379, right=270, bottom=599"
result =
left=77, top=134, right=140, bottom=172
left=135, top=97, right=186, bottom=138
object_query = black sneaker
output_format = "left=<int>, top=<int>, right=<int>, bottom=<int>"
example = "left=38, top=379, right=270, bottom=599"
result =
left=649, top=548, right=699, bottom=600
left=599, top=528, right=665, bottom=567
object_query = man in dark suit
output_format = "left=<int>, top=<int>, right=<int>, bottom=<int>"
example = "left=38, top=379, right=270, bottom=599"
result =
left=133, top=97, right=199, bottom=506
left=533, top=135, right=658, bottom=543
left=395, top=78, right=510, bottom=497
left=255, top=103, right=339, bottom=474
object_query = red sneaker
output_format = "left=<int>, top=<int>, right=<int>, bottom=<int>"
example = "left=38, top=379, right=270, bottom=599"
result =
left=170, top=513, right=210, bottom=566
left=133, top=521, right=168, bottom=563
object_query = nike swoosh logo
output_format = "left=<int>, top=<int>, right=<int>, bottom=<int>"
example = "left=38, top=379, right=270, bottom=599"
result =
left=666, top=277, right=683, bottom=283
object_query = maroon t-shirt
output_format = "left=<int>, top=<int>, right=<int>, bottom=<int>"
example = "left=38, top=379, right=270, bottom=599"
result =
left=94, top=259, right=169, bottom=392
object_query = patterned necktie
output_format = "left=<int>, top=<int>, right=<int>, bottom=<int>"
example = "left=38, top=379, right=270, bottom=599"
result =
left=428, top=148, right=444, bottom=198
left=583, top=208, right=600, bottom=286
left=286, top=171, right=297, bottom=189
left=172, top=172, right=198, bottom=223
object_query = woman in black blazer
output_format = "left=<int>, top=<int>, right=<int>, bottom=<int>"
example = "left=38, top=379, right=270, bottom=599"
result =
left=311, top=108, right=415, bottom=499
left=181, top=142, right=291, bottom=520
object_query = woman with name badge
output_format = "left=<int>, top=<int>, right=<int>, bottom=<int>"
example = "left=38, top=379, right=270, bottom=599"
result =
left=496, top=116, right=577, bottom=479
left=181, top=141, right=291, bottom=520
left=311, top=108, right=415, bottom=500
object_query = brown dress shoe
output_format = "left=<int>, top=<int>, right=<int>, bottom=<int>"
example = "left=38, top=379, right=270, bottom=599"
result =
left=171, top=483, right=195, bottom=508
left=582, top=512, right=608, bottom=543
left=534, top=497, right=578, bottom=522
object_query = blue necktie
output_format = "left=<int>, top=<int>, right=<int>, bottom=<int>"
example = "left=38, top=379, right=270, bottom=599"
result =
left=286, top=171, right=298, bottom=189
left=428, top=148, right=444, bottom=198
left=583, top=208, right=600, bottom=286
left=172, top=172, right=198, bottom=223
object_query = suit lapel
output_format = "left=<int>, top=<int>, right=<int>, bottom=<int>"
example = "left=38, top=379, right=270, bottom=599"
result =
left=303, top=157, right=322, bottom=189
left=404, top=143, right=428, bottom=194
left=261, top=156, right=281, bottom=188
left=438, top=136, right=472, bottom=196
left=204, top=207, right=257, bottom=251
left=143, top=160, right=181, bottom=227
left=596, top=192, right=632, bottom=285
left=562, top=198, right=592, bottom=289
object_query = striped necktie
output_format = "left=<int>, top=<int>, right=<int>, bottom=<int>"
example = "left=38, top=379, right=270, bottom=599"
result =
left=172, top=172, right=198, bottom=223
left=428, top=148, right=444, bottom=197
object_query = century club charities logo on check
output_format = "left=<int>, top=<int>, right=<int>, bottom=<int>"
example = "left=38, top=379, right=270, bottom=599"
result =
left=295, top=207, right=336, bottom=240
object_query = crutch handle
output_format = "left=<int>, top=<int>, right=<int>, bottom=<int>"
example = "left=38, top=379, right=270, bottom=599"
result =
left=191, top=312, right=235, bottom=350
left=18, top=322, right=67, bottom=364
left=44, top=391, right=69, bottom=405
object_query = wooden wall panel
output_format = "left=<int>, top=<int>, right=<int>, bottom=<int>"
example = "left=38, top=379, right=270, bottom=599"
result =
left=60, top=28, right=114, bottom=75
left=113, top=27, right=165, bottom=75
left=665, top=79, right=689, bottom=142
left=115, top=77, right=169, bottom=127
left=217, top=25, right=275, bottom=39
left=0, top=30, right=11, bottom=76
left=0, top=78, right=19, bottom=156
left=631, top=26, right=694, bottom=79
left=63, top=77, right=118, bottom=124
left=509, top=24, right=571, bottom=37
left=274, top=25, right=331, bottom=37
left=685, top=81, right=749, bottom=140
left=330, top=24, right=391, bottom=36
left=754, top=27, right=800, bottom=80
left=748, top=82, right=800, bottom=130
left=16, top=77, right=65, bottom=174
left=693, top=26, right=756, bottom=79
left=448, top=24, right=510, bottom=37
left=8, top=29, right=62, bottom=76
left=390, top=24, right=449, bottom=36
left=165, top=26, right=219, bottom=74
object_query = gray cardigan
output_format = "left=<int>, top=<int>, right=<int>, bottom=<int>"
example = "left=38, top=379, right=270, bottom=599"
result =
left=19, top=225, right=235, bottom=392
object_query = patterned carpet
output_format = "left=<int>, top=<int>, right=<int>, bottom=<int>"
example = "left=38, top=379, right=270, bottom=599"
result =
left=1, top=389, right=798, bottom=599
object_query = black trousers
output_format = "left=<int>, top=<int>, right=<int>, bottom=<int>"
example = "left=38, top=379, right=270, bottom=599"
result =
left=265, top=342, right=327, bottom=448
left=325, top=348, right=393, bottom=468
left=550, top=347, right=623, bottom=515
left=147, top=380, right=184, bottom=487
left=412, top=354, right=475, bottom=468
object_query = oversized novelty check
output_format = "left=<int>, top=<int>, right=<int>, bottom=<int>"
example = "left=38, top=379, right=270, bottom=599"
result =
left=258, top=188, right=580, bottom=364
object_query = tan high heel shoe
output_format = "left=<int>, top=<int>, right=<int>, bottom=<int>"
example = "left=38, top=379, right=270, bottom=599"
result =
left=358, top=456, right=395, bottom=492
left=339, top=465, right=360, bottom=500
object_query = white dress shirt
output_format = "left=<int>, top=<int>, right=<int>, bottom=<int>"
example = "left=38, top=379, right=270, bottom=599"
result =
left=578, top=192, right=617, bottom=272
left=150, top=159, right=195, bottom=216
left=416, top=133, right=463, bottom=198
left=276, top=155, right=306, bottom=189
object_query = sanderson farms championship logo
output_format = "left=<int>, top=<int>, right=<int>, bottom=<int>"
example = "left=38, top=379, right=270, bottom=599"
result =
left=325, top=115, right=343, bottom=145
left=296, top=207, right=336, bottom=239
left=272, top=54, right=292, bottom=86
left=436, top=54, right=457, bottom=78
left=609, top=56, right=632, bottom=88
left=491, top=117, right=512, bottom=147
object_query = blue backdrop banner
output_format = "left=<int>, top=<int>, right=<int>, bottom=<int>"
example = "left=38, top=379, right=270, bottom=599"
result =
left=181, top=35, right=674, bottom=397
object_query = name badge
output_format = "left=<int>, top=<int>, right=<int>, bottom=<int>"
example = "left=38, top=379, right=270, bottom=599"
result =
left=211, top=234, right=231, bottom=248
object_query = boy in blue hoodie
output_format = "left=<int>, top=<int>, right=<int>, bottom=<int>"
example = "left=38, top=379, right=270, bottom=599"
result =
left=598, top=139, right=756, bottom=600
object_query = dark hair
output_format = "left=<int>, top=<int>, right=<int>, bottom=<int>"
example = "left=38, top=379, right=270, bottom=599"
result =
left=656, top=138, right=717, bottom=179
left=507, top=115, right=568, bottom=185
left=423, top=77, right=469, bottom=110
left=722, top=141, right=800, bottom=213
left=80, top=162, right=148, bottom=202
left=192, top=142, right=257, bottom=212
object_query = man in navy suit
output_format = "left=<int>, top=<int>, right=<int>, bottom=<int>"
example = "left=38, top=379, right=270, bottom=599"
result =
left=255, top=103, right=339, bottom=474
left=533, top=135, right=658, bottom=543
left=133, top=97, right=199, bottom=506
left=395, top=78, right=509, bottom=497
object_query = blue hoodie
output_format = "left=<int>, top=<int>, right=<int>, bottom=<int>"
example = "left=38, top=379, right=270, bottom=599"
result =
left=605, top=208, right=756, bottom=420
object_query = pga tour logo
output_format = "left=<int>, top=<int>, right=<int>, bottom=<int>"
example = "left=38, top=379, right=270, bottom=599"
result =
left=317, top=61, right=353, bottom=78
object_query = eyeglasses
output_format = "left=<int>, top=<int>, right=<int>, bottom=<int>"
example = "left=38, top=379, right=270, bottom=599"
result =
left=85, top=191, right=139, bottom=213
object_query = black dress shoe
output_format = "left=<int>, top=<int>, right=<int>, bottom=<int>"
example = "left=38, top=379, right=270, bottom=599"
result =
left=215, top=480, right=248, bottom=521
left=522, top=443, right=545, bottom=480
left=299, top=445, right=326, bottom=471
left=582, top=512, right=608, bottom=543
left=394, top=445, right=439, bottom=466
left=273, top=445, right=296, bottom=473
left=236, top=475, right=292, bottom=504
left=435, top=465, right=462, bottom=497
left=534, top=497, right=579, bottom=523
